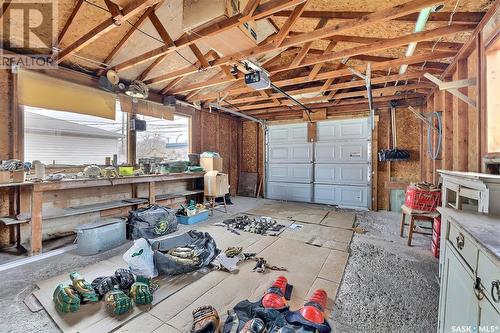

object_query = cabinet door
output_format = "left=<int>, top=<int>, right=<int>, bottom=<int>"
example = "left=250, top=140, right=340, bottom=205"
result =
left=440, top=244, right=479, bottom=332
left=479, top=298, right=500, bottom=328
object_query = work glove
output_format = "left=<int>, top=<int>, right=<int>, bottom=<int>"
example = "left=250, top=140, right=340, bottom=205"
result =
left=114, top=268, right=135, bottom=290
left=191, top=305, right=220, bottom=333
left=70, top=272, right=98, bottom=303
left=130, top=276, right=153, bottom=305
left=91, top=276, right=118, bottom=299
left=53, top=284, right=81, bottom=313
left=104, top=288, right=133, bottom=315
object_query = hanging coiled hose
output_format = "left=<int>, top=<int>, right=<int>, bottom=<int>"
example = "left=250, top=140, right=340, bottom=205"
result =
left=427, top=112, right=442, bottom=160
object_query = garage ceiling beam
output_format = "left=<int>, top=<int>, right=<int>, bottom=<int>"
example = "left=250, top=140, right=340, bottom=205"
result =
left=267, top=24, right=474, bottom=74
left=173, top=23, right=469, bottom=96
left=272, top=1, right=309, bottom=46
left=272, top=10, right=484, bottom=24
left=57, top=0, right=160, bottom=62
left=112, top=0, right=306, bottom=72
left=98, top=5, right=158, bottom=75
left=117, top=0, right=442, bottom=79
left=172, top=21, right=465, bottom=95
left=245, top=94, right=425, bottom=116
left=231, top=82, right=432, bottom=111
left=290, top=18, right=329, bottom=67
left=137, top=10, right=177, bottom=80
left=225, top=70, right=435, bottom=105
left=191, top=51, right=455, bottom=101
left=104, top=0, right=123, bottom=22
left=146, top=6, right=465, bottom=89
left=57, top=0, right=84, bottom=45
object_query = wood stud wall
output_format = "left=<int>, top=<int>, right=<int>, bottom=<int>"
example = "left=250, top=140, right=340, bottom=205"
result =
left=420, top=7, right=498, bottom=183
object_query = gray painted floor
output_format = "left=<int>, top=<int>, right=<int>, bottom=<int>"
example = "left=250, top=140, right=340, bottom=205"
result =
left=0, top=197, right=439, bottom=333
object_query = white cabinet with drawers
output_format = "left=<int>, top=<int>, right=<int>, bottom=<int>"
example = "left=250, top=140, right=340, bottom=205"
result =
left=437, top=207, right=500, bottom=333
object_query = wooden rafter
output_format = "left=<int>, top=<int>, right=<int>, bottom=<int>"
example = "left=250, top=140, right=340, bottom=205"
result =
left=268, top=24, right=475, bottom=74
left=112, top=0, right=306, bottom=72
left=57, top=0, right=160, bottom=62
left=189, top=44, right=210, bottom=69
left=236, top=85, right=429, bottom=111
left=245, top=94, right=424, bottom=116
left=104, top=0, right=123, bottom=22
left=241, top=0, right=262, bottom=18
left=136, top=10, right=177, bottom=80
left=161, top=50, right=218, bottom=94
left=290, top=18, right=328, bottom=67
left=99, top=5, right=157, bottom=73
left=57, top=0, right=83, bottom=45
left=272, top=1, right=308, bottom=46
left=168, top=21, right=471, bottom=95
left=307, top=41, right=337, bottom=80
left=149, top=11, right=175, bottom=46
left=141, top=0, right=447, bottom=87
left=272, top=10, right=484, bottom=24
left=192, top=51, right=456, bottom=101
left=226, top=70, right=433, bottom=105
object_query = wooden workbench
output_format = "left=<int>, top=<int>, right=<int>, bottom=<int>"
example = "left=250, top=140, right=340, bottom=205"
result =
left=1, top=172, right=205, bottom=256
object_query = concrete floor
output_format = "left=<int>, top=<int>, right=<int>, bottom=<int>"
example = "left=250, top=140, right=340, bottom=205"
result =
left=0, top=197, right=439, bottom=333
left=330, top=210, right=439, bottom=333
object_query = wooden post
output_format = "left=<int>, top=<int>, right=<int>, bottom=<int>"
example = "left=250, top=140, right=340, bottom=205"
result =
left=149, top=181, right=156, bottom=204
left=442, top=80, right=454, bottom=170
left=30, top=190, right=43, bottom=256
left=455, top=58, right=469, bottom=171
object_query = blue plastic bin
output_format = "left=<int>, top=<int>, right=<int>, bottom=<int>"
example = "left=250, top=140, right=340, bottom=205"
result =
left=176, top=210, right=209, bottom=225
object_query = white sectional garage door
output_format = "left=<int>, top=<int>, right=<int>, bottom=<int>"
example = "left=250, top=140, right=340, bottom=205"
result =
left=266, top=118, right=371, bottom=209
left=266, top=123, right=313, bottom=202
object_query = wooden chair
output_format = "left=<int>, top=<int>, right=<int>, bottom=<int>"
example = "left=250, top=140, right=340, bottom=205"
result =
left=204, top=194, right=228, bottom=216
left=400, top=204, right=440, bottom=246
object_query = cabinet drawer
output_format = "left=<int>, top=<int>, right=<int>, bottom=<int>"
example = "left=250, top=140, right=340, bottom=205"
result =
left=477, top=251, right=500, bottom=313
left=447, top=223, right=478, bottom=272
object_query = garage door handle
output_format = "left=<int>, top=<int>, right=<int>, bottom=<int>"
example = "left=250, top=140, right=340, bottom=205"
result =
left=350, top=153, right=361, bottom=157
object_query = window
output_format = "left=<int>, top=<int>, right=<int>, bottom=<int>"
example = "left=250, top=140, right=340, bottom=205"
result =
left=136, top=115, right=190, bottom=162
left=486, top=37, right=500, bottom=153
left=24, top=105, right=127, bottom=166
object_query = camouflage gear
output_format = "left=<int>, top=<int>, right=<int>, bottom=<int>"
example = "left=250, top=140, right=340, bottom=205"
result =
left=166, top=246, right=201, bottom=266
left=130, top=276, right=153, bottom=305
left=105, top=288, right=133, bottom=315
left=224, top=247, right=243, bottom=258
left=53, top=284, right=81, bottom=313
left=70, top=272, right=99, bottom=303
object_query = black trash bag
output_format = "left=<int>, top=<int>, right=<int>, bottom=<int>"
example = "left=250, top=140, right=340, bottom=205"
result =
left=128, top=204, right=178, bottom=240
left=151, top=230, right=219, bottom=276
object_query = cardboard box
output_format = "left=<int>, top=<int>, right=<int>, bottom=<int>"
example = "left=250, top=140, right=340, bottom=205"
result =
left=204, top=171, right=229, bottom=197
left=200, top=156, right=223, bottom=171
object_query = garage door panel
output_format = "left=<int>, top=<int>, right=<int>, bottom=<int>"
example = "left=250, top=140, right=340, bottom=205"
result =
left=267, top=182, right=312, bottom=202
left=268, top=164, right=313, bottom=183
left=269, top=144, right=313, bottom=163
left=314, top=184, right=369, bottom=208
left=315, top=164, right=368, bottom=185
left=268, top=124, right=307, bottom=144
left=315, top=141, right=368, bottom=163
left=317, top=119, right=368, bottom=141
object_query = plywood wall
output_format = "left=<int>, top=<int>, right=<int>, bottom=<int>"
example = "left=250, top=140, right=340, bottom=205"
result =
left=240, top=121, right=265, bottom=196
left=421, top=41, right=483, bottom=182
left=192, top=109, right=241, bottom=195
left=0, top=70, right=13, bottom=245
left=377, top=106, right=421, bottom=210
